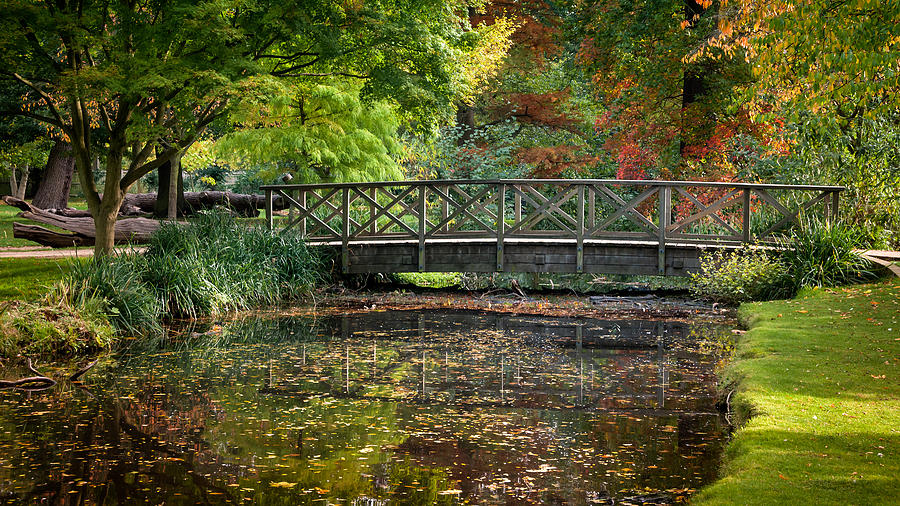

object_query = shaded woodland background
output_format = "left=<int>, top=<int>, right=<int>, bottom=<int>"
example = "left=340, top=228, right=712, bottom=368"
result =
left=1, top=0, right=898, bottom=250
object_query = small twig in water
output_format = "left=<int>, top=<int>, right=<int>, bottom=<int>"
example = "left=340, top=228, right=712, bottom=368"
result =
left=0, top=359, right=57, bottom=391
left=725, top=388, right=735, bottom=425
left=70, top=359, right=99, bottom=382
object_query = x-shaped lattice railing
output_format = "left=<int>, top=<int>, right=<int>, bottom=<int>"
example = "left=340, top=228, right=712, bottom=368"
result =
left=263, top=180, right=844, bottom=273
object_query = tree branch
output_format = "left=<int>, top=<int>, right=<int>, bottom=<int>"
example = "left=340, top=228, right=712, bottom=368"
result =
left=6, top=72, right=71, bottom=136
left=276, top=72, right=368, bottom=79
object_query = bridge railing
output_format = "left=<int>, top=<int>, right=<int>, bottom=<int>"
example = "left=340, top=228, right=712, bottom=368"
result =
left=262, top=179, right=844, bottom=272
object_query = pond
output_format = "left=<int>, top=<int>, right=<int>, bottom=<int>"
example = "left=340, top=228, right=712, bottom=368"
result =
left=0, top=309, right=732, bottom=505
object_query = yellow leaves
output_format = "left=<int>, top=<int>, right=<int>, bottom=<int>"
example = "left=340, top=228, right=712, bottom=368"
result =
left=719, top=20, right=734, bottom=38
left=269, top=481, right=298, bottom=488
left=456, top=16, right=517, bottom=102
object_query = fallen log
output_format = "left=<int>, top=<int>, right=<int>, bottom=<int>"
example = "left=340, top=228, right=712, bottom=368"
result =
left=12, top=222, right=93, bottom=248
left=122, top=191, right=288, bottom=217
left=3, top=196, right=161, bottom=247
left=69, top=359, right=98, bottom=381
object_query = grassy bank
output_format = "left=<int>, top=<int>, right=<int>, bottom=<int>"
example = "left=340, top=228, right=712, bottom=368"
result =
left=0, top=257, right=112, bottom=356
left=0, top=212, right=324, bottom=357
left=694, top=278, right=900, bottom=505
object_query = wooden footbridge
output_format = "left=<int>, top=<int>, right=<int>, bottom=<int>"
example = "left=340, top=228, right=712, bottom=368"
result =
left=262, top=180, right=843, bottom=276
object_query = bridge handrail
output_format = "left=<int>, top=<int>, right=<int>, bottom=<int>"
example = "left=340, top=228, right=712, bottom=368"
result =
left=262, top=179, right=845, bottom=274
left=262, top=178, right=845, bottom=192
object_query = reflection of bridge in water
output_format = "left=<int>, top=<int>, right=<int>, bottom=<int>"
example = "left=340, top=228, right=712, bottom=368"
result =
left=261, top=310, right=729, bottom=416
left=263, top=179, right=843, bottom=275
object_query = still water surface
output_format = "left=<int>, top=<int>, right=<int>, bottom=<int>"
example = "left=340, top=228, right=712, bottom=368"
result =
left=0, top=310, right=731, bottom=505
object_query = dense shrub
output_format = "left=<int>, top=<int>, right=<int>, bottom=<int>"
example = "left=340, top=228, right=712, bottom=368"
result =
left=691, top=220, right=880, bottom=304
left=67, top=211, right=324, bottom=335
left=689, top=248, right=790, bottom=304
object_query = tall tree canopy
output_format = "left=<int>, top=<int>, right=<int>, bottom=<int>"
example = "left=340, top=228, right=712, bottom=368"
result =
left=0, top=0, right=494, bottom=254
left=688, top=0, right=900, bottom=118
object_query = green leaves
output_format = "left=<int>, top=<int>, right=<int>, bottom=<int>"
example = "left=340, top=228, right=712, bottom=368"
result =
left=219, top=82, right=403, bottom=183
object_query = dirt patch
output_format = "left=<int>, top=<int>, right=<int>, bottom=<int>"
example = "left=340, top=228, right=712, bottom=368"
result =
left=0, top=246, right=145, bottom=259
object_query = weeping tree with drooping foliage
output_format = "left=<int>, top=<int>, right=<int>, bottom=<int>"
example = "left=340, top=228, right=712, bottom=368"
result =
left=0, top=0, right=505, bottom=255
left=217, top=82, right=405, bottom=184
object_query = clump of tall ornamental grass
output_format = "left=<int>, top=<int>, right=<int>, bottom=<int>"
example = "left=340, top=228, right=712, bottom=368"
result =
left=66, top=212, right=323, bottom=335
left=777, top=219, right=877, bottom=291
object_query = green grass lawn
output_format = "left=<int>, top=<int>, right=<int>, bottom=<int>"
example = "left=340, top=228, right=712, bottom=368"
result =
left=0, top=257, right=75, bottom=301
left=694, top=278, right=900, bottom=505
left=0, top=202, right=36, bottom=247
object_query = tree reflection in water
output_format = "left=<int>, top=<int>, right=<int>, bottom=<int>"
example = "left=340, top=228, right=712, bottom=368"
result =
left=0, top=310, right=732, bottom=504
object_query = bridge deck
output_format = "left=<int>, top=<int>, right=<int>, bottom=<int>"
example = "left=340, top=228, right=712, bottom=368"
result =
left=313, top=237, right=748, bottom=276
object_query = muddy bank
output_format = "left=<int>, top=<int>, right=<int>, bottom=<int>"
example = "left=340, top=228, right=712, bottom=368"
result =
left=310, top=288, right=733, bottom=323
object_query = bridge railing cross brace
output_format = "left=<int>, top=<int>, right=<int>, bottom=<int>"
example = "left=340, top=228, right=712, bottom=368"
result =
left=263, top=179, right=844, bottom=275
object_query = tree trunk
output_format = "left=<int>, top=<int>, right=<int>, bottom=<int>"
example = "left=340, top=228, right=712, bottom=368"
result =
left=456, top=104, right=476, bottom=147
left=32, top=141, right=75, bottom=209
left=11, top=223, right=93, bottom=248
left=9, top=165, right=29, bottom=200
left=14, top=165, right=29, bottom=200
left=89, top=146, right=127, bottom=257
left=167, top=152, right=183, bottom=220
left=94, top=198, right=122, bottom=254
left=680, top=0, right=710, bottom=157
left=154, top=155, right=186, bottom=218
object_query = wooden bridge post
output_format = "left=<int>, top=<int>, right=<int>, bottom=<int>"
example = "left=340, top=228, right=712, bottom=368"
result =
left=742, top=189, right=751, bottom=243
left=657, top=185, right=671, bottom=275
left=576, top=184, right=585, bottom=273
left=342, top=188, right=350, bottom=273
left=418, top=185, right=426, bottom=271
left=369, top=188, right=376, bottom=235
left=288, top=188, right=295, bottom=227
left=830, top=190, right=840, bottom=223
left=299, top=190, right=307, bottom=238
left=265, top=188, right=273, bottom=230
left=441, top=186, right=449, bottom=233
left=514, top=186, right=521, bottom=224
left=497, top=183, right=506, bottom=271
left=587, top=187, right=595, bottom=230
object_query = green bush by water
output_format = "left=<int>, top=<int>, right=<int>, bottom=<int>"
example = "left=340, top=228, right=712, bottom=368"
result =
left=691, top=220, right=880, bottom=304
left=690, top=248, right=790, bottom=304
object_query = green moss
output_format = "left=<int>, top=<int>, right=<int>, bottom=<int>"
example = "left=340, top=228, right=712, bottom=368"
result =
left=0, top=294, right=116, bottom=357
left=392, top=272, right=461, bottom=289
left=694, top=279, right=900, bottom=505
